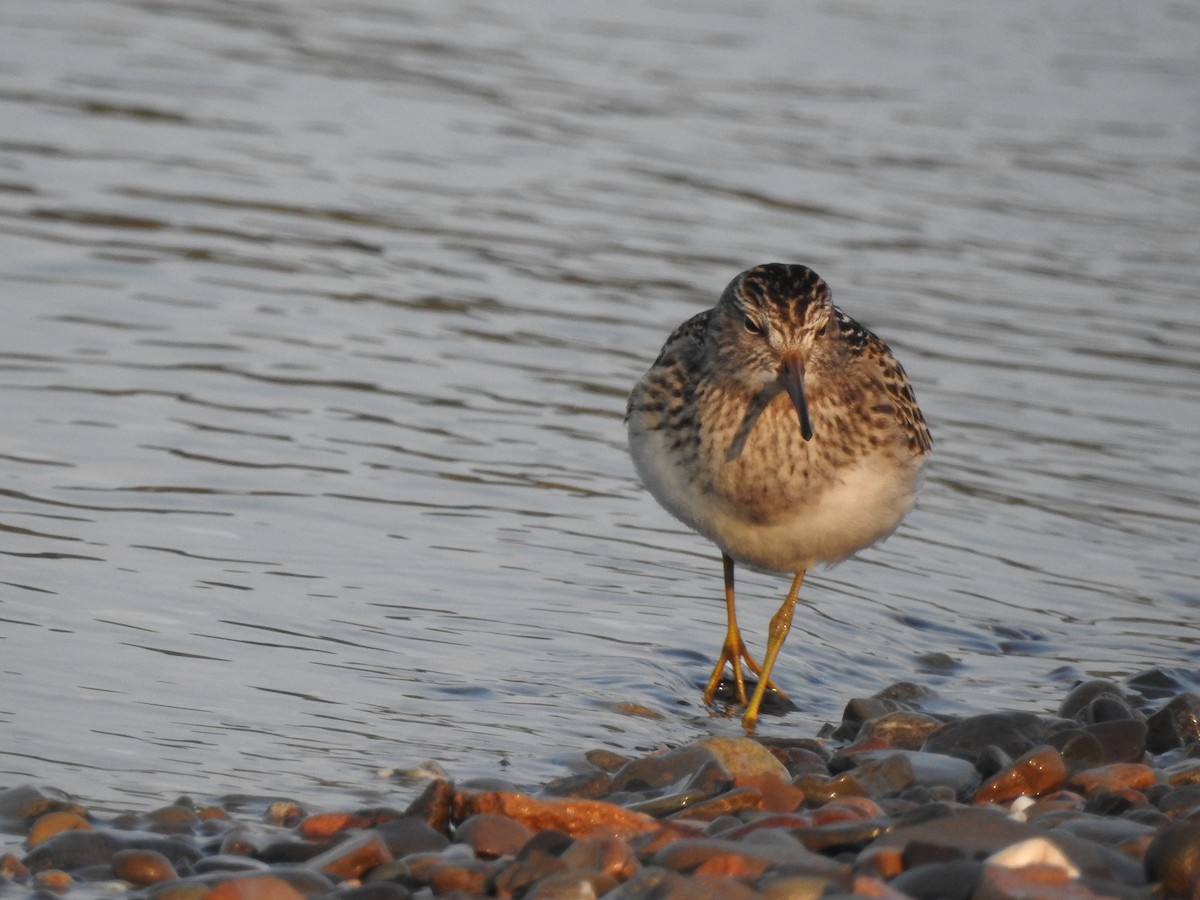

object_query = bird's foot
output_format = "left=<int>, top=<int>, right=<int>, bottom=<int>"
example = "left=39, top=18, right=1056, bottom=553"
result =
left=702, top=638, right=788, bottom=708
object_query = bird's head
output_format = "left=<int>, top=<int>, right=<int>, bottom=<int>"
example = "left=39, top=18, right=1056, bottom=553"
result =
left=713, top=263, right=835, bottom=442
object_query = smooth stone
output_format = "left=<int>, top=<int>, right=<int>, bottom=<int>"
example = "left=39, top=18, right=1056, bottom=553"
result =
left=973, top=746, right=1068, bottom=805
left=852, top=711, right=945, bottom=752
left=453, top=813, right=534, bottom=858
left=1126, top=667, right=1188, bottom=700
left=297, top=811, right=372, bottom=839
left=791, top=817, right=892, bottom=854
left=1084, top=718, right=1148, bottom=764
left=664, top=786, right=763, bottom=821
left=400, top=779, right=454, bottom=835
left=610, top=746, right=721, bottom=793
left=23, top=829, right=202, bottom=872
left=757, top=872, right=848, bottom=900
left=1058, top=680, right=1127, bottom=721
left=696, top=737, right=790, bottom=782
left=602, top=865, right=761, bottom=900
left=303, top=830, right=392, bottom=880
left=539, top=771, right=614, bottom=800
left=1164, top=760, right=1200, bottom=787
left=860, top=806, right=1041, bottom=863
left=736, top=773, right=805, bottom=813
left=792, top=772, right=871, bottom=804
left=375, top=817, right=449, bottom=857
left=26, top=812, right=91, bottom=848
left=144, top=805, right=203, bottom=834
left=112, top=848, right=178, bottom=885
left=191, top=855, right=270, bottom=875
left=263, top=801, right=306, bottom=827
left=30, top=869, right=75, bottom=892
left=1146, top=693, right=1200, bottom=753
left=150, top=884, right=210, bottom=900
left=452, top=790, right=658, bottom=840
left=1155, top=784, right=1200, bottom=816
left=889, top=860, right=983, bottom=900
left=857, top=750, right=979, bottom=797
left=915, top=652, right=960, bottom=672
left=922, top=712, right=1047, bottom=762
left=217, top=824, right=298, bottom=859
left=559, top=835, right=639, bottom=881
left=869, top=681, right=932, bottom=705
left=1068, top=762, right=1156, bottom=795
left=972, top=862, right=1087, bottom=900
left=1050, top=728, right=1106, bottom=774
left=1088, top=695, right=1137, bottom=723
left=1050, top=816, right=1156, bottom=847
left=202, top=874, right=306, bottom=900
left=0, top=786, right=86, bottom=827
left=985, top=836, right=1079, bottom=876
left=1144, top=821, right=1200, bottom=896
left=491, top=848, right=570, bottom=896
left=426, top=856, right=498, bottom=895
left=583, top=749, right=629, bottom=772
left=525, top=870, right=618, bottom=900
left=336, top=883, right=414, bottom=900
left=834, top=698, right=891, bottom=740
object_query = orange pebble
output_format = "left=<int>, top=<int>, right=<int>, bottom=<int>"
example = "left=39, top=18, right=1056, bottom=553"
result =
left=296, top=811, right=371, bottom=839
left=26, top=812, right=91, bottom=848
left=693, top=853, right=767, bottom=878
left=204, top=875, right=306, bottom=900
left=974, top=746, right=1067, bottom=805
left=811, top=796, right=885, bottom=824
left=31, top=869, right=74, bottom=892
left=1068, top=763, right=1156, bottom=794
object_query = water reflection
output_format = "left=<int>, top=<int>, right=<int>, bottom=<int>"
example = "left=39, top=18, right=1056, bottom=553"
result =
left=0, top=0, right=1197, bottom=811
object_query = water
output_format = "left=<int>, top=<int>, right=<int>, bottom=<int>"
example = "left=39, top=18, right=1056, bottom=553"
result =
left=1, top=0, right=1197, bottom=813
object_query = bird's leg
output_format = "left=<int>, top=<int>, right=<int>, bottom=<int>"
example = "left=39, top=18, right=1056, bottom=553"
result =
left=703, top=554, right=786, bottom=706
left=742, top=571, right=805, bottom=732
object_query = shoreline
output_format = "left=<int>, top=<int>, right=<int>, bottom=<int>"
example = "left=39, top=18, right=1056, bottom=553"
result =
left=4, top=670, right=1200, bottom=898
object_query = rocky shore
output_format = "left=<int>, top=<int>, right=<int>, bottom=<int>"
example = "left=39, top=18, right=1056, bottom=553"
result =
left=4, top=670, right=1200, bottom=899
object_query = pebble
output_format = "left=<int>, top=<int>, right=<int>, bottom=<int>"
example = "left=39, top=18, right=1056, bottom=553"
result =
left=8, top=672, right=1200, bottom=898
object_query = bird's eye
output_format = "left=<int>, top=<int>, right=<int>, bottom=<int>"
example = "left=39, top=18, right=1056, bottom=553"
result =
left=743, top=315, right=762, bottom=335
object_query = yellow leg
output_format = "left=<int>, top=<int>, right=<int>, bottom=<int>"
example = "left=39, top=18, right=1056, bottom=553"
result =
left=742, top=571, right=805, bottom=732
left=703, top=554, right=787, bottom=707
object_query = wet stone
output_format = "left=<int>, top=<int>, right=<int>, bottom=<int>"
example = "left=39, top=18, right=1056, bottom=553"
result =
left=1058, top=679, right=1129, bottom=721
left=1146, top=693, right=1200, bottom=754
left=1083, top=718, right=1148, bottom=764
left=336, top=883, right=414, bottom=900
left=400, top=778, right=454, bottom=835
left=23, top=829, right=202, bottom=873
left=0, top=786, right=86, bottom=827
left=25, top=812, right=91, bottom=849
left=849, top=711, right=945, bottom=752
left=889, top=859, right=983, bottom=900
left=610, top=745, right=720, bottom=793
left=453, top=812, right=534, bottom=858
left=1145, top=821, right=1200, bottom=896
left=303, top=830, right=392, bottom=880
left=375, top=816, right=450, bottom=857
left=112, top=848, right=178, bottom=885
left=922, top=712, right=1047, bottom=762
left=973, top=745, right=1068, bottom=805
left=697, top=736, right=790, bottom=782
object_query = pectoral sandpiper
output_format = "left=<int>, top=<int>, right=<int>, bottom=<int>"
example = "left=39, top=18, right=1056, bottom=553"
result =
left=626, top=263, right=931, bottom=731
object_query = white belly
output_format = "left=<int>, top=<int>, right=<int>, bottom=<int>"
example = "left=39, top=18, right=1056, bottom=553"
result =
left=629, top=418, right=924, bottom=574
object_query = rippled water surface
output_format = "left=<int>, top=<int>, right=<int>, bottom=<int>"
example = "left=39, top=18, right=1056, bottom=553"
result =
left=2, top=0, right=1198, bottom=811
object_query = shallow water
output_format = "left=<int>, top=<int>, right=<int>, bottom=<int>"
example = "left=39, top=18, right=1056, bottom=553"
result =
left=1, top=0, right=1198, bottom=812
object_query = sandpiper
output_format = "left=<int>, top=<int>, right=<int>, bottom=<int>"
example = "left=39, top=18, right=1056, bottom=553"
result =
left=626, top=263, right=931, bottom=730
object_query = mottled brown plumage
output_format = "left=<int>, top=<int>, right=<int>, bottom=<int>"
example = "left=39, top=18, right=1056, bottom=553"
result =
left=627, top=263, right=931, bottom=730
